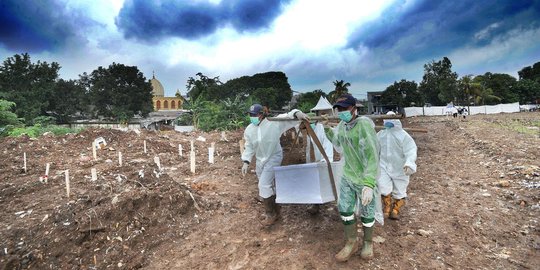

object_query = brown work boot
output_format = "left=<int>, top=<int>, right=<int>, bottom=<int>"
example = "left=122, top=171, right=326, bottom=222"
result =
left=260, top=195, right=280, bottom=227
left=390, top=198, right=406, bottom=220
left=382, top=195, right=392, bottom=218
left=360, top=226, right=374, bottom=259
left=335, top=223, right=358, bottom=262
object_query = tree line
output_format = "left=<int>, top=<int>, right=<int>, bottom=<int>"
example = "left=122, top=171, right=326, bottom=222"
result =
left=0, top=53, right=153, bottom=125
left=379, top=57, right=540, bottom=109
left=2, top=52, right=536, bottom=132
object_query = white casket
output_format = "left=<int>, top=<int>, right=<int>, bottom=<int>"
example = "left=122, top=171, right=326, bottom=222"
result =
left=274, top=162, right=342, bottom=204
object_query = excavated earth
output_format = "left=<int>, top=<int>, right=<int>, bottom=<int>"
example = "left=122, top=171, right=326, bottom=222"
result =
left=0, top=112, right=539, bottom=269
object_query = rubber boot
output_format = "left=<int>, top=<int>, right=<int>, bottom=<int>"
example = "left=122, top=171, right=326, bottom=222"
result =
left=335, top=223, right=358, bottom=262
left=260, top=195, right=280, bottom=226
left=382, top=195, right=392, bottom=218
left=390, top=198, right=406, bottom=220
left=360, top=226, right=374, bottom=259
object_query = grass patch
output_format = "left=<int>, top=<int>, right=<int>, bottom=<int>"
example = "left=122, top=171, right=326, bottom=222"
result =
left=496, top=119, right=540, bottom=135
left=7, top=125, right=84, bottom=138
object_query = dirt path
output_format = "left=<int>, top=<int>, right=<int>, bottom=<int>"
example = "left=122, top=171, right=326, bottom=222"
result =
left=147, top=113, right=539, bottom=269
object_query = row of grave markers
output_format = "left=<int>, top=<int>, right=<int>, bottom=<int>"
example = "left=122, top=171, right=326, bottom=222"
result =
left=23, top=139, right=222, bottom=198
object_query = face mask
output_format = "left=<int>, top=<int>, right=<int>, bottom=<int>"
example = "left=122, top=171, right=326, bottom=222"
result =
left=310, top=123, right=316, bottom=130
left=384, top=121, right=395, bottom=129
left=250, top=116, right=260, bottom=125
left=338, top=110, right=353, bottom=122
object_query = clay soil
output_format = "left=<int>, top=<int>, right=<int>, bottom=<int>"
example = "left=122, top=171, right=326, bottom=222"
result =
left=1, top=112, right=539, bottom=270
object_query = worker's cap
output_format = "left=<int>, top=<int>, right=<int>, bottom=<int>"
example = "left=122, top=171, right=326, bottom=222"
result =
left=333, top=94, right=357, bottom=109
left=247, top=104, right=263, bottom=115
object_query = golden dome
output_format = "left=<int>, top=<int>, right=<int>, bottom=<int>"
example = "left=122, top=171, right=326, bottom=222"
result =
left=150, top=73, right=164, bottom=97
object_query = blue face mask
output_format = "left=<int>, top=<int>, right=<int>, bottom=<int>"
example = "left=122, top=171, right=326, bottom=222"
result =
left=384, top=121, right=395, bottom=129
left=310, top=123, right=316, bottom=130
left=338, top=110, right=353, bottom=122
left=250, top=116, right=260, bottom=125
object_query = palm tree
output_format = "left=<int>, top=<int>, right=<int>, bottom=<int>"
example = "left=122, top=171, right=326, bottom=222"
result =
left=329, top=80, right=351, bottom=103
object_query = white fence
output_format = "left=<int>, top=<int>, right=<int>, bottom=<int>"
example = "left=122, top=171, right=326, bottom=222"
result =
left=404, top=102, right=521, bottom=117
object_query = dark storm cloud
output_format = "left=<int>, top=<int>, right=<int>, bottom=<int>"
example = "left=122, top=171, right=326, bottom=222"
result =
left=347, top=0, right=540, bottom=61
left=115, top=0, right=292, bottom=41
left=0, top=0, right=95, bottom=52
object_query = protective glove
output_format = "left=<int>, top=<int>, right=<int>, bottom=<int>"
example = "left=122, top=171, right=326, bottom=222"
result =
left=361, top=186, right=373, bottom=206
left=321, top=115, right=329, bottom=126
left=404, top=166, right=414, bottom=176
left=241, top=162, right=249, bottom=176
left=295, top=111, right=309, bottom=121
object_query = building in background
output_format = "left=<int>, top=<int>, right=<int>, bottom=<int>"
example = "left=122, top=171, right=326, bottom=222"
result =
left=367, top=91, right=395, bottom=114
left=151, top=73, right=184, bottom=111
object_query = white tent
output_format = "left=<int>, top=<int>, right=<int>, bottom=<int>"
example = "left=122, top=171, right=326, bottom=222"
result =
left=311, top=96, right=333, bottom=112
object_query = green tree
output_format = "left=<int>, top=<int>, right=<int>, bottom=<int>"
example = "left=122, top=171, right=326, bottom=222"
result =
left=469, top=76, right=500, bottom=105
left=514, top=79, right=540, bottom=104
left=186, top=72, right=222, bottom=101
left=0, top=99, right=23, bottom=127
left=217, top=71, right=293, bottom=109
left=0, top=53, right=60, bottom=123
left=518, top=61, right=540, bottom=82
left=458, top=75, right=482, bottom=106
left=328, top=80, right=350, bottom=103
left=380, top=80, right=422, bottom=108
left=184, top=94, right=250, bottom=131
left=84, top=63, right=153, bottom=121
left=48, top=79, right=87, bottom=123
left=474, top=72, right=517, bottom=103
left=251, top=87, right=278, bottom=109
left=295, top=89, right=327, bottom=112
left=419, top=57, right=459, bottom=105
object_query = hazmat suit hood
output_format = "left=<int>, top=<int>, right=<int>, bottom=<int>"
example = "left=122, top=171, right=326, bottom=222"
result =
left=383, top=119, right=403, bottom=130
left=377, top=120, right=417, bottom=175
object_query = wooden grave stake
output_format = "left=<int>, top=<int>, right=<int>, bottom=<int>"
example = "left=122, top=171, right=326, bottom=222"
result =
left=65, top=170, right=70, bottom=198
left=143, top=140, right=147, bottom=154
left=178, top=144, right=183, bottom=158
left=23, top=152, right=27, bottom=173
left=154, top=156, right=161, bottom=170
left=208, top=142, right=215, bottom=164
left=92, top=141, right=97, bottom=160
left=91, top=168, right=97, bottom=181
left=190, top=140, right=196, bottom=174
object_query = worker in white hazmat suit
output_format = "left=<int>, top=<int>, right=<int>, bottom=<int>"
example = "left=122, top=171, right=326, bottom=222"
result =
left=241, top=104, right=308, bottom=226
left=305, top=112, right=334, bottom=163
left=377, top=114, right=417, bottom=220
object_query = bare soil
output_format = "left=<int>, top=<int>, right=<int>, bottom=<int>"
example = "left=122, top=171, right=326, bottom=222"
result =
left=1, top=112, right=539, bottom=270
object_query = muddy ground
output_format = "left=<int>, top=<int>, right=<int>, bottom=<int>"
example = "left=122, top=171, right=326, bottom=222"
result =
left=1, top=112, right=539, bottom=269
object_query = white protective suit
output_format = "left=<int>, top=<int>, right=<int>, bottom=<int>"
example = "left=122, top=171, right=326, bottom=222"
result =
left=242, top=110, right=300, bottom=198
left=377, top=119, right=417, bottom=199
left=306, top=123, right=334, bottom=162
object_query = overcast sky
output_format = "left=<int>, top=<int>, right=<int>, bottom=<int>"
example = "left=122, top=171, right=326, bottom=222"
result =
left=1, top=0, right=539, bottom=99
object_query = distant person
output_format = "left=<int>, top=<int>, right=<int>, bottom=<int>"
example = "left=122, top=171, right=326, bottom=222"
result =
left=241, top=104, right=308, bottom=227
left=323, top=94, right=381, bottom=261
left=458, top=107, right=468, bottom=119
left=377, top=113, right=417, bottom=220
left=452, top=107, right=458, bottom=118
